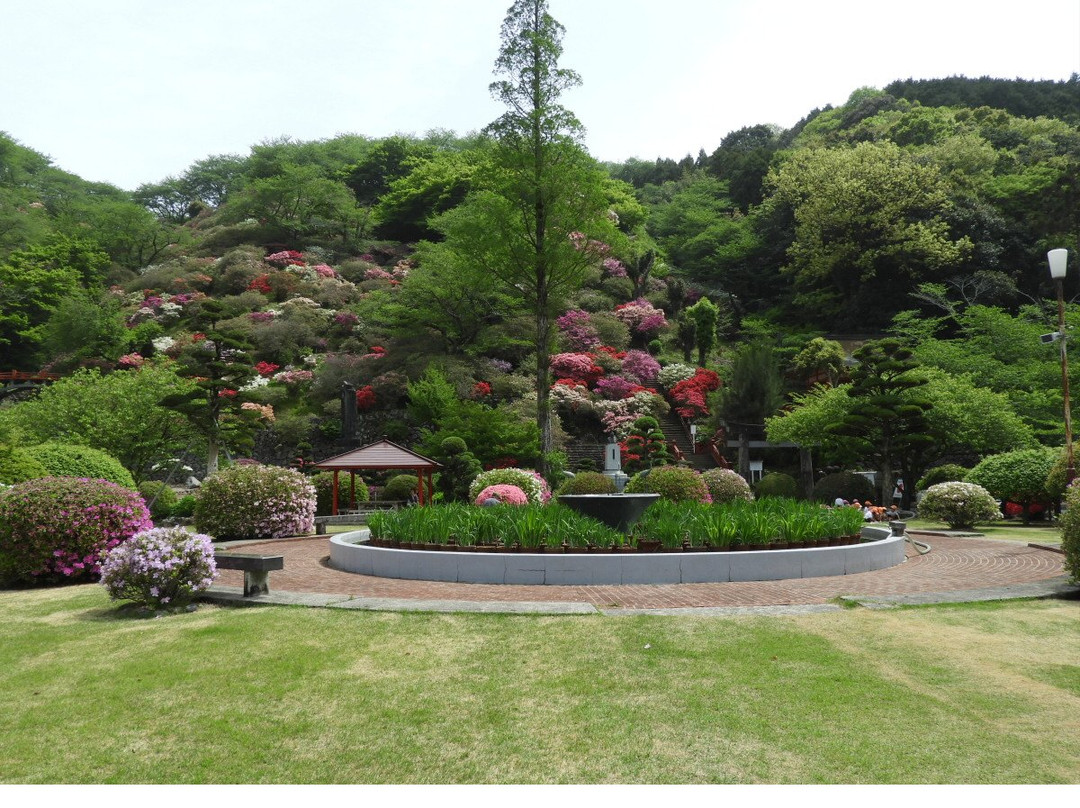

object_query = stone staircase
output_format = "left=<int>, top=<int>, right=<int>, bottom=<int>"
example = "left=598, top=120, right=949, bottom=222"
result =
left=656, top=411, right=717, bottom=471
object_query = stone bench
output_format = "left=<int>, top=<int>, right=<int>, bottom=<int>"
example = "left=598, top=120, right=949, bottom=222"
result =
left=214, top=552, right=284, bottom=596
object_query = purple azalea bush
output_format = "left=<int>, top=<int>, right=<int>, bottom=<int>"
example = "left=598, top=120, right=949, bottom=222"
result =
left=0, top=477, right=152, bottom=584
left=194, top=463, right=315, bottom=541
left=100, top=527, right=217, bottom=611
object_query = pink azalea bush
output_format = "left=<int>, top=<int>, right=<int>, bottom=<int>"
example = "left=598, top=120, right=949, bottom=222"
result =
left=614, top=299, right=668, bottom=336
left=194, top=463, right=315, bottom=541
left=621, top=350, right=661, bottom=384
left=468, top=468, right=551, bottom=504
left=474, top=484, right=529, bottom=506
left=549, top=352, right=600, bottom=383
left=0, top=477, right=153, bottom=584
left=555, top=309, right=600, bottom=351
left=100, top=527, right=217, bottom=611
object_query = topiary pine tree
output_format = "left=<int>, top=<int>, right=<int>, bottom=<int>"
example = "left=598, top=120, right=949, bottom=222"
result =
left=623, top=416, right=671, bottom=474
left=433, top=436, right=483, bottom=503
left=160, top=300, right=261, bottom=475
left=826, top=338, right=938, bottom=508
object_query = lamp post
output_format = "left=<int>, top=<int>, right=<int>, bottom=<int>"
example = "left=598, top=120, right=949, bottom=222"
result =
left=1048, top=248, right=1075, bottom=484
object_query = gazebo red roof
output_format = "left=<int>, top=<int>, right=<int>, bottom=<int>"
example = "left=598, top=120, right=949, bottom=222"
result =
left=312, top=438, right=441, bottom=471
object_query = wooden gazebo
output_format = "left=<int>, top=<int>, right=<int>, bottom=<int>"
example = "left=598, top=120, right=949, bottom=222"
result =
left=312, top=438, right=441, bottom=513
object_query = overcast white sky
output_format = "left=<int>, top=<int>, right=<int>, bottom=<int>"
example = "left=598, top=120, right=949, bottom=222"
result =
left=4, top=0, right=1079, bottom=190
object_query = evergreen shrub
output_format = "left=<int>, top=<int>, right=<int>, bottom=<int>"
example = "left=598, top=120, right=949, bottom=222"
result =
left=0, top=444, right=49, bottom=485
left=625, top=466, right=711, bottom=503
left=1057, top=482, right=1080, bottom=583
left=917, top=464, right=969, bottom=491
left=194, top=463, right=315, bottom=541
left=755, top=472, right=799, bottom=499
left=812, top=471, right=876, bottom=504
left=138, top=481, right=178, bottom=520
left=26, top=442, right=136, bottom=489
left=556, top=471, right=617, bottom=495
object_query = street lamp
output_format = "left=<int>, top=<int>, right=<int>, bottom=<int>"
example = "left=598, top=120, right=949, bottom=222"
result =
left=1048, top=248, right=1075, bottom=484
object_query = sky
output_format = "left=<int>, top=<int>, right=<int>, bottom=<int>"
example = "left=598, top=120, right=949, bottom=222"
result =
left=4, top=0, right=1079, bottom=191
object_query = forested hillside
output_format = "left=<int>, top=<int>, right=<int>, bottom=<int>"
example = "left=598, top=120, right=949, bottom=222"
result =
left=1, top=73, right=1078, bottom=487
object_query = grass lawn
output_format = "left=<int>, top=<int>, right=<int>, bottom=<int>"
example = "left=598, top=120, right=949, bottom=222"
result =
left=1, top=586, right=1078, bottom=784
left=904, top=518, right=1063, bottom=545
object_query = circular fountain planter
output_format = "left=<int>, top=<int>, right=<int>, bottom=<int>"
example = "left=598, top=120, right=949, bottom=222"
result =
left=556, top=493, right=660, bottom=533
left=328, top=525, right=906, bottom=586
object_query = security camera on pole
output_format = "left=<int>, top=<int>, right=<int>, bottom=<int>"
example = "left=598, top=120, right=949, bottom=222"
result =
left=1047, top=248, right=1075, bottom=485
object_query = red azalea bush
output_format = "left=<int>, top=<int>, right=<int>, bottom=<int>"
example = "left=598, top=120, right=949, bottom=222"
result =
left=549, top=352, right=602, bottom=384
left=355, top=385, right=377, bottom=411
left=0, top=477, right=153, bottom=584
left=670, top=368, right=721, bottom=418
left=472, top=381, right=492, bottom=399
left=266, top=250, right=305, bottom=267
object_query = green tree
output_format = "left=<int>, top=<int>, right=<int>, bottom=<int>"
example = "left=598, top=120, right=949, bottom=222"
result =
left=791, top=337, right=847, bottom=387
left=827, top=339, right=936, bottom=507
left=716, top=342, right=785, bottom=437
left=160, top=301, right=260, bottom=475
left=0, top=363, right=196, bottom=483
left=435, top=0, right=616, bottom=476
left=685, top=297, right=719, bottom=366
left=0, top=257, right=81, bottom=368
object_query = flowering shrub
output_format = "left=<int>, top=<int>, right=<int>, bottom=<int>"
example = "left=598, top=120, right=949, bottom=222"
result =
left=471, top=381, right=492, bottom=399
left=468, top=468, right=551, bottom=504
left=333, top=311, right=360, bottom=328
left=254, top=361, right=280, bottom=377
left=0, top=477, right=152, bottom=584
left=355, top=385, right=377, bottom=411
left=240, top=402, right=275, bottom=422
left=100, top=527, right=216, bottom=611
left=118, top=352, right=146, bottom=369
left=194, top=464, right=315, bottom=541
left=266, top=250, right=305, bottom=267
left=614, top=299, right=668, bottom=336
left=621, top=350, right=661, bottom=384
left=247, top=273, right=273, bottom=294
left=670, top=368, right=721, bottom=419
left=918, top=481, right=1002, bottom=529
left=657, top=363, right=697, bottom=388
left=273, top=369, right=314, bottom=385
left=549, top=352, right=601, bottom=383
left=311, top=264, right=337, bottom=278
left=556, top=309, right=600, bottom=351
left=625, top=466, right=712, bottom=504
left=249, top=310, right=279, bottom=323
left=702, top=468, right=754, bottom=504
left=474, top=484, right=529, bottom=506
left=1058, top=481, right=1080, bottom=583
left=601, top=257, right=628, bottom=278
left=594, top=375, right=637, bottom=400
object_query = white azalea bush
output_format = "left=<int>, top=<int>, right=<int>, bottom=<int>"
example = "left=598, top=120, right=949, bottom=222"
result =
left=917, top=481, right=1002, bottom=529
left=101, top=527, right=217, bottom=611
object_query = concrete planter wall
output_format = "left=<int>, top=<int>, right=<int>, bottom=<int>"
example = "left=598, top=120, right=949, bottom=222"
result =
left=329, top=527, right=906, bottom=586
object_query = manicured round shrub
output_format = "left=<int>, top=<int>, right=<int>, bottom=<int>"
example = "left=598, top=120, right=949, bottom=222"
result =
left=468, top=468, right=551, bottom=505
left=812, top=471, right=876, bottom=505
left=0, top=476, right=152, bottom=584
left=100, top=527, right=217, bottom=611
left=917, top=481, right=1002, bottom=530
left=755, top=472, right=799, bottom=499
left=474, top=484, right=529, bottom=506
left=382, top=474, right=430, bottom=502
left=557, top=471, right=617, bottom=495
left=310, top=471, right=368, bottom=515
left=138, top=481, right=178, bottom=520
left=1057, top=481, right=1080, bottom=583
left=965, top=447, right=1058, bottom=511
left=194, top=463, right=315, bottom=541
left=0, top=444, right=49, bottom=485
left=25, top=442, right=136, bottom=489
left=625, top=466, right=711, bottom=503
left=917, top=463, right=969, bottom=491
left=702, top=468, right=754, bottom=503
left=1042, top=448, right=1070, bottom=501
left=172, top=494, right=197, bottom=518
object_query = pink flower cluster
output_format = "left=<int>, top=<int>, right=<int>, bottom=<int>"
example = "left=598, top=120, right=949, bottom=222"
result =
left=620, top=350, right=661, bottom=384
left=549, top=352, right=602, bottom=383
left=311, top=264, right=337, bottom=278
left=118, top=353, right=145, bottom=368
left=602, top=257, right=629, bottom=278
left=474, top=484, right=529, bottom=506
left=266, top=250, right=305, bottom=267
left=273, top=369, right=314, bottom=385
left=555, top=309, right=600, bottom=351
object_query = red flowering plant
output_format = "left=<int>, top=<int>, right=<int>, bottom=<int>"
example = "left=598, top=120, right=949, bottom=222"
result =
left=670, top=368, right=721, bottom=419
left=355, top=385, right=377, bottom=411
left=247, top=274, right=273, bottom=294
left=471, top=381, right=492, bottom=400
left=549, top=352, right=603, bottom=386
left=254, top=361, right=280, bottom=377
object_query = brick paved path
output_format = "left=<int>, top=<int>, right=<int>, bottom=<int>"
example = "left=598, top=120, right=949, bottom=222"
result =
left=214, top=533, right=1067, bottom=610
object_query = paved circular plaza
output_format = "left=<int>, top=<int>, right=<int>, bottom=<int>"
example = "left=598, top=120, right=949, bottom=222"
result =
left=210, top=532, right=1075, bottom=613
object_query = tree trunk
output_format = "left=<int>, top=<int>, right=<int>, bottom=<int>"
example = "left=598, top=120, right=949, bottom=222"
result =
left=206, top=439, right=220, bottom=477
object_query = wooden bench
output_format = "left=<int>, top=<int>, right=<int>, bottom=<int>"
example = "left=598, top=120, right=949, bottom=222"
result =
left=313, top=504, right=401, bottom=534
left=214, top=552, right=284, bottom=597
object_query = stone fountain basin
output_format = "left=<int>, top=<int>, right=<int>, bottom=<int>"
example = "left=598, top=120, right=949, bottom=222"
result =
left=556, top=493, right=660, bottom=533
